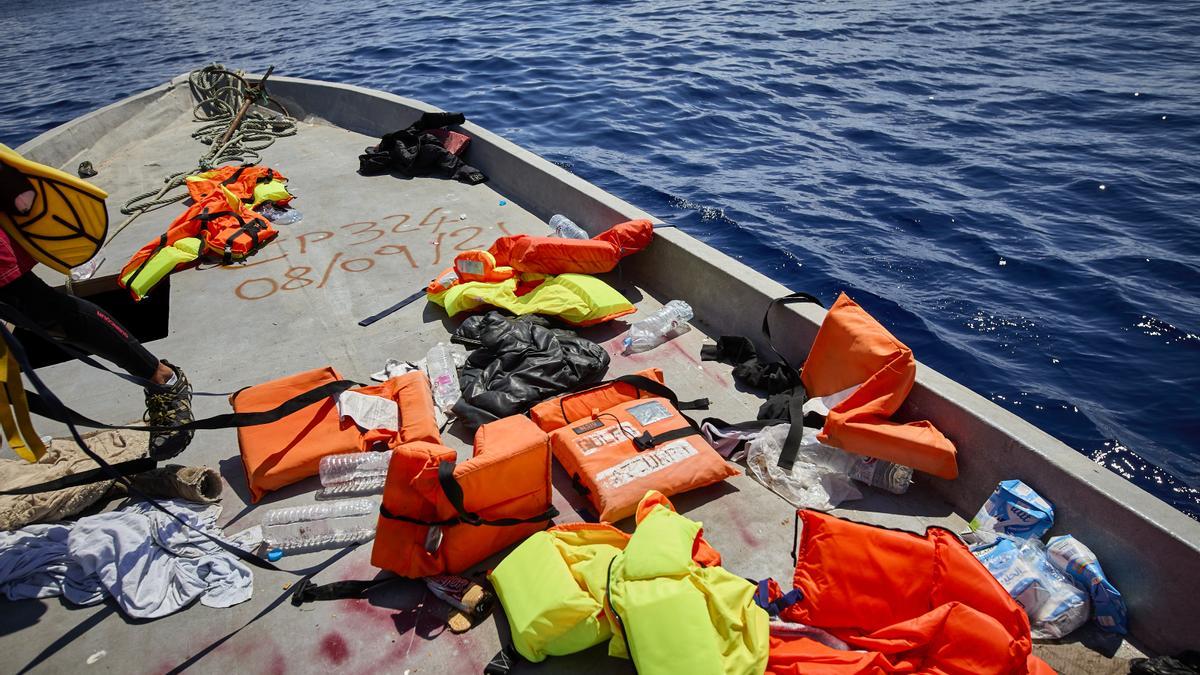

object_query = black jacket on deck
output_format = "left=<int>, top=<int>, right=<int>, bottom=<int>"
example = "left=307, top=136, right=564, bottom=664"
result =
left=358, top=111, right=487, bottom=185
left=451, top=312, right=610, bottom=430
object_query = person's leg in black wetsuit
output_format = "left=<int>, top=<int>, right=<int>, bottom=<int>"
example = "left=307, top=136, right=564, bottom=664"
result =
left=0, top=272, right=194, bottom=459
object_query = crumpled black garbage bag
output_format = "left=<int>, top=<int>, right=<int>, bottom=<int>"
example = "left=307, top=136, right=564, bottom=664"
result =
left=358, top=111, right=487, bottom=185
left=1131, top=652, right=1200, bottom=675
left=452, top=312, right=610, bottom=430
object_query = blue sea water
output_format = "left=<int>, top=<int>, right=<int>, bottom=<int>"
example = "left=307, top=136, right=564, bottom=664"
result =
left=1, top=0, right=1198, bottom=518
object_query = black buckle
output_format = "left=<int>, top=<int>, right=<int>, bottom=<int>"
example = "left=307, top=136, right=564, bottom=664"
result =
left=633, top=432, right=655, bottom=451
left=460, top=512, right=483, bottom=526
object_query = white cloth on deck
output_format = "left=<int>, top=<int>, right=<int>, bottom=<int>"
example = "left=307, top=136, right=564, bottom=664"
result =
left=0, top=499, right=258, bottom=619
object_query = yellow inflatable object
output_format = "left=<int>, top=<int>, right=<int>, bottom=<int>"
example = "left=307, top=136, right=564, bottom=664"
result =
left=0, top=144, right=108, bottom=275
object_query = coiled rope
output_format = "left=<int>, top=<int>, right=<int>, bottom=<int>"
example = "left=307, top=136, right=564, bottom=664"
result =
left=106, top=64, right=297, bottom=247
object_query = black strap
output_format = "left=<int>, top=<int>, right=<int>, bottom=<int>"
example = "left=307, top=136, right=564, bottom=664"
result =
left=220, top=165, right=251, bottom=186
left=358, top=288, right=427, bottom=327
left=775, top=390, right=809, bottom=471
left=632, top=425, right=696, bottom=451
left=0, top=456, right=156, bottom=495
left=25, top=378, right=358, bottom=434
left=123, top=232, right=169, bottom=296
left=555, top=374, right=709, bottom=430
left=378, top=461, right=559, bottom=527
left=762, top=292, right=823, bottom=368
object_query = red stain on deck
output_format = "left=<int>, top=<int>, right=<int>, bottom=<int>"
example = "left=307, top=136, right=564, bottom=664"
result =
left=738, top=523, right=762, bottom=548
left=319, top=632, right=351, bottom=665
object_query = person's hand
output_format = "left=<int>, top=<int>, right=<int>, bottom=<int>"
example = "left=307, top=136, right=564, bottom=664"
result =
left=0, top=160, right=35, bottom=216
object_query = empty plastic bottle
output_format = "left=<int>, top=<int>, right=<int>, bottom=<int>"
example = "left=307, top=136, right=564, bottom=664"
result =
left=622, top=300, right=693, bottom=353
left=316, top=475, right=388, bottom=500
left=261, top=498, right=377, bottom=552
left=257, top=203, right=303, bottom=225
left=316, top=450, right=392, bottom=499
left=847, top=457, right=913, bottom=494
left=426, top=342, right=462, bottom=413
left=549, top=214, right=588, bottom=239
left=320, top=450, right=392, bottom=485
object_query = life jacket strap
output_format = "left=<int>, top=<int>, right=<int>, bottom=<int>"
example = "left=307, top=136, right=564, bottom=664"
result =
left=632, top=425, right=696, bottom=451
left=753, top=578, right=804, bottom=617
left=761, top=291, right=823, bottom=369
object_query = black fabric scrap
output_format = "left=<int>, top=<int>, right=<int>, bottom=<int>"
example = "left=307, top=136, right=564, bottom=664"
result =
left=451, top=312, right=609, bottom=430
left=700, top=336, right=801, bottom=395
left=358, top=111, right=487, bottom=185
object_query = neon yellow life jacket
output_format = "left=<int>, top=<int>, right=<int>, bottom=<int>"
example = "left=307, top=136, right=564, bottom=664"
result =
left=120, top=237, right=201, bottom=301
left=488, top=491, right=768, bottom=673
left=428, top=272, right=634, bottom=326
left=606, top=504, right=769, bottom=675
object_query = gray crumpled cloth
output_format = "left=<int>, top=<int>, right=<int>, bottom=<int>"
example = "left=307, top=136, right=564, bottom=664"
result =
left=0, top=499, right=260, bottom=619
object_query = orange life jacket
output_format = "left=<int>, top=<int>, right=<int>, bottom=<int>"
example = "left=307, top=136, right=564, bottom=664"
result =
left=537, top=374, right=737, bottom=522
left=451, top=249, right=516, bottom=284
left=801, top=293, right=958, bottom=479
left=371, top=414, right=557, bottom=577
left=767, top=510, right=1053, bottom=675
left=230, top=368, right=440, bottom=502
left=487, top=218, right=653, bottom=275
left=186, top=164, right=290, bottom=204
left=119, top=188, right=278, bottom=298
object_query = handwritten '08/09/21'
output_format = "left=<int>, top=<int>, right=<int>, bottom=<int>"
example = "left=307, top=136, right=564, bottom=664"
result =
left=226, top=208, right=515, bottom=301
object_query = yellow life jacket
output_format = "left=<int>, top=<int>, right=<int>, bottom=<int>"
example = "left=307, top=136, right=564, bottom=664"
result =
left=428, top=272, right=634, bottom=326
left=488, top=491, right=768, bottom=672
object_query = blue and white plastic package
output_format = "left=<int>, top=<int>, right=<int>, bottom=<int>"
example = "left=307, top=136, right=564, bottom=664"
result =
left=1047, top=535, right=1128, bottom=634
left=969, top=479, right=1055, bottom=540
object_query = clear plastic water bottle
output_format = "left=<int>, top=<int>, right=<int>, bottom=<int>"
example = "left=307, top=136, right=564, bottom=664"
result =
left=316, top=475, right=388, bottom=500
left=549, top=214, right=588, bottom=239
left=622, top=300, right=693, bottom=353
left=426, top=343, right=462, bottom=413
left=257, top=203, right=303, bottom=225
left=319, top=450, right=392, bottom=485
left=316, top=450, right=392, bottom=499
left=261, top=498, right=377, bottom=552
left=847, top=456, right=913, bottom=494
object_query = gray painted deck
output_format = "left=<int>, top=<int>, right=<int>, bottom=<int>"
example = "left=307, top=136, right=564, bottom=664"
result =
left=0, top=74, right=1180, bottom=673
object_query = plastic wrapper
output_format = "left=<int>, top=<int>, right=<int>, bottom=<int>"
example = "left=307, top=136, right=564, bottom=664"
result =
left=969, top=479, right=1055, bottom=541
left=973, top=535, right=1089, bottom=639
left=1047, top=534, right=1128, bottom=634
left=745, top=424, right=861, bottom=510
